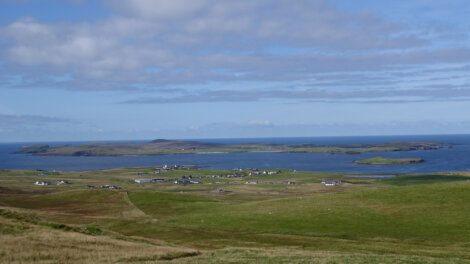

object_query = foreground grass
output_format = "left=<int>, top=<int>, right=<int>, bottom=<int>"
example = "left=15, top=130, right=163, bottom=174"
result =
left=0, top=209, right=196, bottom=264
left=1, top=168, right=470, bottom=263
left=116, top=182, right=470, bottom=258
left=177, top=248, right=470, bottom=264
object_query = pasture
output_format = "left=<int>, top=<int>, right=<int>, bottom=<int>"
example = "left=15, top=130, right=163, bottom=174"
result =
left=0, top=168, right=469, bottom=263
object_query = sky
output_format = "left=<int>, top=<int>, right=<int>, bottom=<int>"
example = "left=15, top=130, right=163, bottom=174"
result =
left=1, top=0, right=470, bottom=142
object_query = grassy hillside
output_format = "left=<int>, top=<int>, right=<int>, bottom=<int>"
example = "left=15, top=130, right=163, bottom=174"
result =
left=1, top=168, right=470, bottom=263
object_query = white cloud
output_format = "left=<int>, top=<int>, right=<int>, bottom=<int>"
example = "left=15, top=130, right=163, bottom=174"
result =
left=0, top=0, right=467, bottom=100
left=107, top=0, right=210, bottom=19
left=0, top=113, right=70, bottom=128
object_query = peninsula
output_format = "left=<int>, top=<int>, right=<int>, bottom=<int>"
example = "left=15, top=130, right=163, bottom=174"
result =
left=16, top=139, right=452, bottom=157
left=354, top=156, right=425, bottom=165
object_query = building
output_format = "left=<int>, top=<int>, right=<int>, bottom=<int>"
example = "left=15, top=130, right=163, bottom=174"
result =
left=34, top=180, right=69, bottom=186
left=99, top=185, right=120, bottom=189
left=134, top=178, right=165, bottom=184
left=173, top=177, right=201, bottom=185
left=248, top=170, right=278, bottom=176
left=56, top=180, right=69, bottom=185
left=174, top=178, right=189, bottom=184
left=321, top=179, right=341, bottom=186
left=34, top=181, right=52, bottom=186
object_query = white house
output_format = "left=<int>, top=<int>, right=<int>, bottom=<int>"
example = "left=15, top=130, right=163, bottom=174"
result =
left=34, top=181, right=51, bottom=186
left=134, top=178, right=165, bottom=184
left=321, top=179, right=341, bottom=186
left=56, top=180, right=69, bottom=185
left=135, top=179, right=152, bottom=184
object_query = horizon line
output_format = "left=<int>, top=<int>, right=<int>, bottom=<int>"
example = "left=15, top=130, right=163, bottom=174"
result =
left=2, top=133, right=470, bottom=144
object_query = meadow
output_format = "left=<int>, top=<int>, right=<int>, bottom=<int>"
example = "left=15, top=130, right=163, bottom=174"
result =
left=0, top=167, right=469, bottom=263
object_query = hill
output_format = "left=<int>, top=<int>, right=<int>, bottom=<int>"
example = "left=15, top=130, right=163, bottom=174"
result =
left=0, top=167, right=470, bottom=263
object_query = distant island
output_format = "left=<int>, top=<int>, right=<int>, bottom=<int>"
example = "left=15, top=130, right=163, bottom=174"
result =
left=355, top=156, right=425, bottom=165
left=15, top=139, right=452, bottom=157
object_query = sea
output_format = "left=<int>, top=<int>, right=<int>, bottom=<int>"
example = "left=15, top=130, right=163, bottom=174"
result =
left=1, top=134, right=470, bottom=174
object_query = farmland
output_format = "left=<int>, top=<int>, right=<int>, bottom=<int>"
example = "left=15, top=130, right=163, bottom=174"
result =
left=0, top=167, right=469, bottom=263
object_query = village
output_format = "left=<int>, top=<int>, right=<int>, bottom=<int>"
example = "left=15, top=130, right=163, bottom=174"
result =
left=31, top=165, right=343, bottom=189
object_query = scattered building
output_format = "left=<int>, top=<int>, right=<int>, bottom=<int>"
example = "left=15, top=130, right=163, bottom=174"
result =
left=134, top=178, right=165, bottom=184
left=99, top=185, right=121, bottom=189
left=321, top=179, right=341, bottom=186
left=34, top=180, right=70, bottom=186
left=248, top=170, right=278, bottom=176
left=245, top=181, right=258, bottom=185
left=35, top=181, right=52, bottom=186
left=225, top=173, right=243, bottom=178
left=56, top=180, right=69, bottom=185
left=88, top=185, right=121, bottom=189
left=174, top=179, right=201, bottom=184
left=287, top=181, right=296, bottom=185
left=206, top=169, right=280, bottom=179
left=174, top=176, right=202, bottom=185
left=154, top=164, right=198, bottom=174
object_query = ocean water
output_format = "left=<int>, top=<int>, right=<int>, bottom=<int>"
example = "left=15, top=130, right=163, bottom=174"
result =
left=1, top=135, right=470, bottom=173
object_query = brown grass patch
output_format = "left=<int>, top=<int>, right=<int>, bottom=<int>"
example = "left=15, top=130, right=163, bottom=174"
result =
left=0, top=218, right=193, bottom=263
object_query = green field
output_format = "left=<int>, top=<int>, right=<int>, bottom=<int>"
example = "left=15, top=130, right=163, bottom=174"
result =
left=1, top=167, right=470, bottom=263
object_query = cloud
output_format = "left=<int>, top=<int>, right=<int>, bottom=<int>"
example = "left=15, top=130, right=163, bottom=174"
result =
left=0, top=113, right=71, bottom=129
left=0, top=1, right=430, bottom=89
left=149, top=120, right=470, bottom=138
left=107, top=0, right=210, bottom=19
left=0, top=113, right=109, bottom=142
left=0, top=0, right=469, bottom=106
left=121, top=82, right=470, bottom=104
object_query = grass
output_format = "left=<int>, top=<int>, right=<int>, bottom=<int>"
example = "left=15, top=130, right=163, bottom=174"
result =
left=120, top=251, right=201, bottom=262
left=0, top=213, right=190, bottom=263
left=128, top=191, right=222, bottom=219
left=0, top=208, right=104, bottom=236
left=1, top=168, right=470, bottom=263
left=135, top=183, right=470, bottom=244
left=383, top=174, right=470, bottom=185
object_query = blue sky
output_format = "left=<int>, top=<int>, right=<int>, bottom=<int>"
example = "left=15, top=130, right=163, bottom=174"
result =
left=1, top=0, right=470, bottom=142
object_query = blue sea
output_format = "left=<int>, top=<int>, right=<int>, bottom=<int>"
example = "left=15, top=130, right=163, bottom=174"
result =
left=1, top=135, right=470, bottom=174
